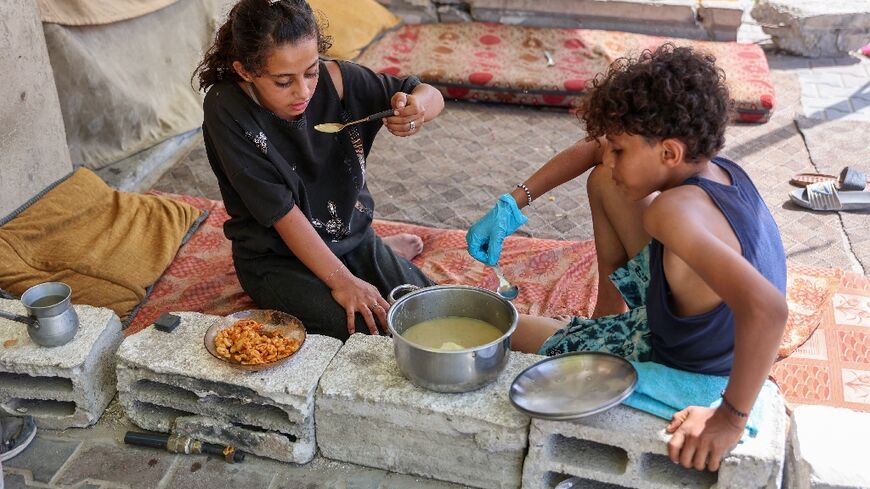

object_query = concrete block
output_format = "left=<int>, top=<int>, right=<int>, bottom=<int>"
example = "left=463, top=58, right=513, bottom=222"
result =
left=0, top=299, right=122, bottom=429
left=316, top=334, right=543, bottom=489
left=752, top=0, right=870, bottom=57
left=115, top=312, right=342, bottom=464
left=522, top=393, right=788, bottom=489
left=785, top=405, right=870, bottom=489
left=698, top=1, right=745, bottom=41
left=470, top=0, right=714, bottom=39
left=376, top=0, right=439, bottom=24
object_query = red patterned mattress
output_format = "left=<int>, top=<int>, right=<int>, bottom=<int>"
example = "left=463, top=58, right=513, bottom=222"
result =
left=356, top=22, right=774, bottom=123
left=128, top=193, right=599, bottom=334
left=132, top=194, right=867, bottom=412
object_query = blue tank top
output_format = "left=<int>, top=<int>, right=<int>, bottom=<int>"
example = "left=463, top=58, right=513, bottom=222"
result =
left=646, top=156, right=786, bottom=376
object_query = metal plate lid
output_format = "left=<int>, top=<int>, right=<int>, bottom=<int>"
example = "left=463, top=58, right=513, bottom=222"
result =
left=509, top=351, right=638, bottom=420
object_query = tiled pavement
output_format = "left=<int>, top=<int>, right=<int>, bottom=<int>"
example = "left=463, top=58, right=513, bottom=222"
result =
left=6, top=52, right=869, bottom=488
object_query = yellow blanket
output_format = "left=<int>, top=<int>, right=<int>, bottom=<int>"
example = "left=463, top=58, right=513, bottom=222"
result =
left=0, top=168, right=203, bottom=323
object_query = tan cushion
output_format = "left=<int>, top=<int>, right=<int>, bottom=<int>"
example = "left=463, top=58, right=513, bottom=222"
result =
left=0, top=168, right=204, bottom=324
left=309, top=0, right=400, bottom=60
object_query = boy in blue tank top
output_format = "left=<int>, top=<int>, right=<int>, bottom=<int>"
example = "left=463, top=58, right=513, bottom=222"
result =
left=466, top=43, right=787, bottom=471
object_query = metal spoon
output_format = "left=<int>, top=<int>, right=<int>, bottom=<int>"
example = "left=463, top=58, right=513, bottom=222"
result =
left=314, top=109, right=396, bottom=133
left=493, top=264, right=519, bottom=300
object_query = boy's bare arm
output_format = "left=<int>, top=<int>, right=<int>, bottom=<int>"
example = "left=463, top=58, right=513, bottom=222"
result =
left=643, top=188, right=788, bottom=468
left=508, top=137, right=605, bottom=209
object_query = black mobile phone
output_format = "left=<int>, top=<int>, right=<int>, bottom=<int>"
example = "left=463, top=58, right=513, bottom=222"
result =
left=154, top=313, right=181, bottom=332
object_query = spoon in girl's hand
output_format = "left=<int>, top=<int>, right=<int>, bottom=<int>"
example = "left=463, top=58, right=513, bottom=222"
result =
left=314, top=109, right=396, bottom=133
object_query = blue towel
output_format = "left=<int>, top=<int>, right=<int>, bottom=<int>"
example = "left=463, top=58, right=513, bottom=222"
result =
left=622, top=361, right=779, bottom=438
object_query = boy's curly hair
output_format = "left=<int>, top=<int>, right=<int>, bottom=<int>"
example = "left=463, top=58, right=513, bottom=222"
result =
left=579, top=43, right=731, bottom=162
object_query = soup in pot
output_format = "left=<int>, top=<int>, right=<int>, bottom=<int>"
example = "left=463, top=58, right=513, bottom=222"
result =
left=401, top=316, right=504, bottom=350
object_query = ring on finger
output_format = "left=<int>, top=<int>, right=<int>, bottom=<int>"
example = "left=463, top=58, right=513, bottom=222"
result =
left=370, top=302, right=380, bottom=309
left=409, top=120, right=416, bottom=131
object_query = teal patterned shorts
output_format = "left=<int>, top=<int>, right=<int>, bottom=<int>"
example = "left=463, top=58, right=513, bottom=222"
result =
left=538, top=244, right=653, bottom=361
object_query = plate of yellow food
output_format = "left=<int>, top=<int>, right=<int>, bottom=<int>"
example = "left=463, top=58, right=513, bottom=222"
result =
left=204, top=309, right=305, bottom=371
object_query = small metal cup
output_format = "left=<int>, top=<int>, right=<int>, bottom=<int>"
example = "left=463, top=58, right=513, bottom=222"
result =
left=20, top=282, right=79, bottom=347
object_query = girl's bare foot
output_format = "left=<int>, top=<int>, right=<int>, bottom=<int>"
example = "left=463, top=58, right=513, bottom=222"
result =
left=383, top=233, right=424, bottom=260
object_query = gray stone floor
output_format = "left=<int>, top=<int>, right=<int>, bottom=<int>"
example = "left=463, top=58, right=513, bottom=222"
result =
left=5, top=51, right=869, bottom=489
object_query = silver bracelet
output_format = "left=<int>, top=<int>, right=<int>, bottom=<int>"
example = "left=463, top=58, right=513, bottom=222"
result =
left=516, top=183, right=533, bottom=207
left=325, top=263, right=345, bottom=284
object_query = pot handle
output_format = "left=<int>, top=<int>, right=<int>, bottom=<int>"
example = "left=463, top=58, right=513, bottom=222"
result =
left=388, top=284, right=420, bottom=304
left=0, top=310, right=38, bottom=328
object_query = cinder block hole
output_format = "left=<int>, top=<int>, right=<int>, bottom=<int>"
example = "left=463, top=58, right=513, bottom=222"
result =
left=4, top=398, right=76, bottom=417
left=132, top=400, right=196, bottom=422
left=544, top=472, right=632, bottom=488
left=232, top=421, right=298, bottom=443
left=132, top=380, right=293, bottom=430
left=0, top=372, right=74, bottom=393
left=547, top=435, right=628, bottom=475
left=638, top=453, right=717, bottom=488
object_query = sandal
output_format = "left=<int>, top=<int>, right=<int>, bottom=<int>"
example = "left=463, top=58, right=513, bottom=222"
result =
left=0, top=415, right=36, bottom=462
left=790, top=166, right=868, bottom=191
left=789, top=181, right=870, bottom=211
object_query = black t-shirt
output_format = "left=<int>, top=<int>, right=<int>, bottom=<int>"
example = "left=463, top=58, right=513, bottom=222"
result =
left=202, top=59, right=419, bottom=259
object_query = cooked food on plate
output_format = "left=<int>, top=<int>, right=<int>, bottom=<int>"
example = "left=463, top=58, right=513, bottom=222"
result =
left=214, top=319, right=301, bottom=365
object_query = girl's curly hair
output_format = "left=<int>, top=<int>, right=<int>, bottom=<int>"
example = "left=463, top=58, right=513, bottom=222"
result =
left=579, top=43, right=731, bottom=162
left=193, top=0, right=332, bottom=91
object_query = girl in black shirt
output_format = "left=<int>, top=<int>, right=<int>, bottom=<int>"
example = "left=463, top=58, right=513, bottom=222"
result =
left=193, top=0, right=444, bottom=339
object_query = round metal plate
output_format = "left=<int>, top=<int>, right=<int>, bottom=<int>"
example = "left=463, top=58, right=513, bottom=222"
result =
left=509, top=352, right=638, bottom=420
left=204, top=309, right=306, bottom=372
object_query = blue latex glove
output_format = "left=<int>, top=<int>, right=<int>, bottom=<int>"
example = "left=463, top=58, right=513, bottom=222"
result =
left=466, top=194, right=528, bottom=266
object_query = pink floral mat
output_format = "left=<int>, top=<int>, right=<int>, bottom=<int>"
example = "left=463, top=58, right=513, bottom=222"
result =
left=771, top=272, right=870, bottom=413
left=132, top=194, right=864, bottom=411
left=129, top=194, right=599, bottom=335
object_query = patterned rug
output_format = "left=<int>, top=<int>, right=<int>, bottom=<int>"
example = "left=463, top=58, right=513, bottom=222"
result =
left=130, top=194, right=864, bottom=411
left=771, top=272, right=870, bottom=413
left=128, top=193, right=599, bottom=334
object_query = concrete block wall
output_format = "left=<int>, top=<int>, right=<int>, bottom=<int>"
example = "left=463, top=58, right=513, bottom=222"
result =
left=315, top=334, right=544, bottom=489
left=377, top=0, right=745, bottom=41
left=115, top=312, right=342, bottom=464
left=785, top=405, right=870, bottom=488
left=0, top=0, right=72, bottom=218
left=522, top=392, right=788, bottom=489
left=111, top=317, right=797, bottom=488
left=0, top=299, right=123, bottom=429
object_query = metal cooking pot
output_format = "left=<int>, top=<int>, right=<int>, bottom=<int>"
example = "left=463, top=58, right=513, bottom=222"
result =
left=387, top=284, right=518, bottom=393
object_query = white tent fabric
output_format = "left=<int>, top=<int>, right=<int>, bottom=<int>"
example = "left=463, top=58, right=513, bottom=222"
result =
left=42, top=0, right=231, bottom=169
left=37, top=0, right=181, bottom=26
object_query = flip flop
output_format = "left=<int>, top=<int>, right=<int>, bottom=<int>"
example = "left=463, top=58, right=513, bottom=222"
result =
left=790, top=166, right=868, bottom=191
left=789, top=181, right=870, bottom=211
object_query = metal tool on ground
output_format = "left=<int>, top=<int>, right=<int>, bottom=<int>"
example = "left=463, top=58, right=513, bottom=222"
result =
left=493, top=264, right=519, bottom=300
left=314, top=109, right=395, bottom=133
left=123, top=431, right=246, bottom=463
